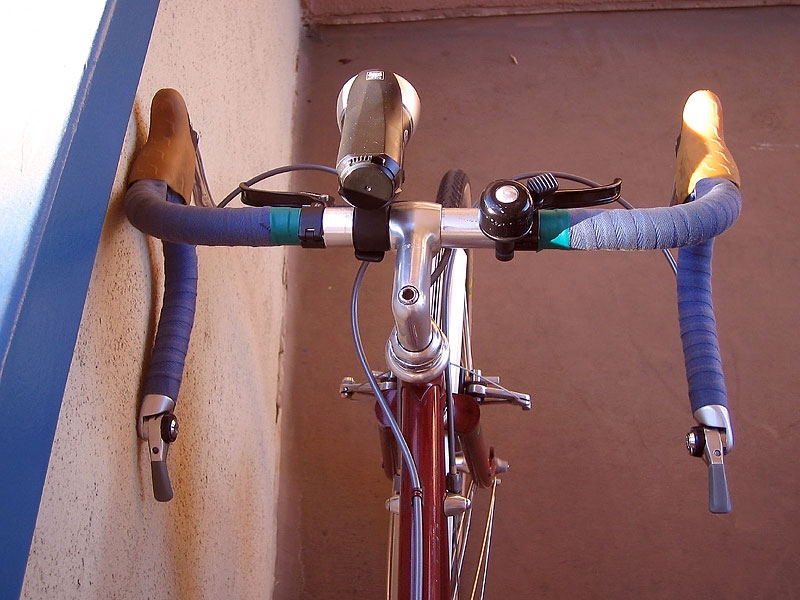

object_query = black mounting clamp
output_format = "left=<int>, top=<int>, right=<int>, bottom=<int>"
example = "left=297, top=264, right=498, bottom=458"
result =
left=352, top=206, right=391, bottom=262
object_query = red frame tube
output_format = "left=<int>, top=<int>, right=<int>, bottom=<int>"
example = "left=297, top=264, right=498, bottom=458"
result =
left=376, top=390, right=400, bottom=480
left=375, top=384, right=497, bottom=597
left=452, top=393, right=495, bottom=489
left=397, top=379, right=449, bottom=600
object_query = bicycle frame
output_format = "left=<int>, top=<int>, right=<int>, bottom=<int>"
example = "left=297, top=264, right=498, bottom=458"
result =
left=357, top=202, right=500, bottom=600
left=396, top=380, right=449, bottom=600
left=390, top=383, right=499, bottom=600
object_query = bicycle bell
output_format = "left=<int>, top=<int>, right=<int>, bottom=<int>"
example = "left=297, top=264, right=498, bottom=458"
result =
left=478, top=180, right=535, bottom=261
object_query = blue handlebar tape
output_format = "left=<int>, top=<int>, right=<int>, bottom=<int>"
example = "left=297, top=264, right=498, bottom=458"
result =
left=124, top=179, right=301, bottom=246
left=127, top=179, right=302, bottom=404
left=141, top=192, right=198, bottom=402
left=546, top=178, right=740, bottom=251
left=677, top=238, right=728, bottom=412
left=537, top=177, right=739, bottom=416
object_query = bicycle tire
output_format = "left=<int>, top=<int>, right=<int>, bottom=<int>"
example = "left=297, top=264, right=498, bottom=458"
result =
left=435, top=170, right=475, bottom=600
left=434, top=169, right=473, bottom=378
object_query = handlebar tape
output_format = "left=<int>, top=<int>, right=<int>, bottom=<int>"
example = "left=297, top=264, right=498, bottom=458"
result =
left=677, top=238, right=728, bottom=412
left=125, top=179, right=299, bottom=246
left=542, top=177, right=739, bottom=414
left=141, top=190, right=198, bottom=402
left=542, top=178, right=740, bottom=251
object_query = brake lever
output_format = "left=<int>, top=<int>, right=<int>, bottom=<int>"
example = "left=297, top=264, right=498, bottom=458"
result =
left=523, top=173, right=622, bottom=209
left=239, top=186, right=334, bottom=208
left=544, top=178, right=622, bottom=209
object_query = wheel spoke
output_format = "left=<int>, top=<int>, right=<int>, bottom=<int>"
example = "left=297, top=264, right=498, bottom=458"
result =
left=469, top=478, right=498, bottom=600
left=450, top=478, right=476, bottom=599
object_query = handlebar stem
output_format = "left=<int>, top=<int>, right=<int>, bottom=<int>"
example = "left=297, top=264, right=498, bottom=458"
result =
left=388, top=202, right=442, bottom=352
left=322, top=202, right=488, bottom=382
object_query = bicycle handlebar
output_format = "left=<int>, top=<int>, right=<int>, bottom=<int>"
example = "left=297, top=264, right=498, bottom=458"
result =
left=539, top=177, right=740, bottom=251
left=126, top=82, right=739, bottom=513
left=125, top=175, right=739, bottom=425
left=125, top=177, right=739, bottom=253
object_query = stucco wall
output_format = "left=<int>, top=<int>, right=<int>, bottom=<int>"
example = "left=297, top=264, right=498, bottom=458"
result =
left=302, top=0, right=796, bottom=23
left=20, top=1, right=300, bottom=598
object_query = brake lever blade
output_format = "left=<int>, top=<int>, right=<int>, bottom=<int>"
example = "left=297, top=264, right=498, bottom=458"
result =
left=190, top=124, right=215, bottom=207
left=240, top=187, right=333, bottom=207
left=544, top=178, right=622, bottom=209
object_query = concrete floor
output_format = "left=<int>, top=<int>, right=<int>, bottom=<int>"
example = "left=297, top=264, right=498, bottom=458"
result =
left=277, top=7, right=800, bottom=598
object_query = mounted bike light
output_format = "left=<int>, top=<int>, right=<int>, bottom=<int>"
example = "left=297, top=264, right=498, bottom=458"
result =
left=335, top=70, right=420, bottom=210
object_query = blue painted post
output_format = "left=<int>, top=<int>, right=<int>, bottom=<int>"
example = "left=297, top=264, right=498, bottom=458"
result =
left=0, top=1, right=160, bottom=597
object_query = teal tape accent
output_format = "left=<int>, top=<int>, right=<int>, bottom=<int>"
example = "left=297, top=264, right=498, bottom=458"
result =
left=269, top=208, right=302, bottom=246
left=538, top=210, right=571, bottom=250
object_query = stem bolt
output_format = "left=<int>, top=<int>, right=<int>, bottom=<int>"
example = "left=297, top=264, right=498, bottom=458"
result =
left=399, top=285, right=419, bottom=305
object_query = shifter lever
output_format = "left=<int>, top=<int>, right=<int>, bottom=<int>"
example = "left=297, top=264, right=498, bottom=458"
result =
left=686, top=425, right=731, bottom=514
left=138, top=394, right=179, bottom=502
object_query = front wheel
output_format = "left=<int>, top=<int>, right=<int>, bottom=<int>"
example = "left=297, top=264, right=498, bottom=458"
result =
left=434, top=169, right=474, bottom=389
left=435, top=171, right=476, bottom=599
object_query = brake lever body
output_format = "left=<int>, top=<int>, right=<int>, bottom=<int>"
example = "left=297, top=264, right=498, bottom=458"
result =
left=543, top=178, right=622, bottom=209
left=239, top=187, right=333, bottom=208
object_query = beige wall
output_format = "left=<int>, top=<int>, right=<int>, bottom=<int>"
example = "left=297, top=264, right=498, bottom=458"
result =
left=302, top=0, right=795, bottom=23
left=21, top=0, right=300, bottom=598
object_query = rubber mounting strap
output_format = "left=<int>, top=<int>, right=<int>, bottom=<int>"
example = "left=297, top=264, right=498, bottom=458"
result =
left=353, top=206, right=390, bottom=262
left=538, top=209, right=571, bottom=250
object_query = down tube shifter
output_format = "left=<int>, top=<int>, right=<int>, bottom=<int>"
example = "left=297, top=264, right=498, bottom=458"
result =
left=138, top=394, right=179, bottom=502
